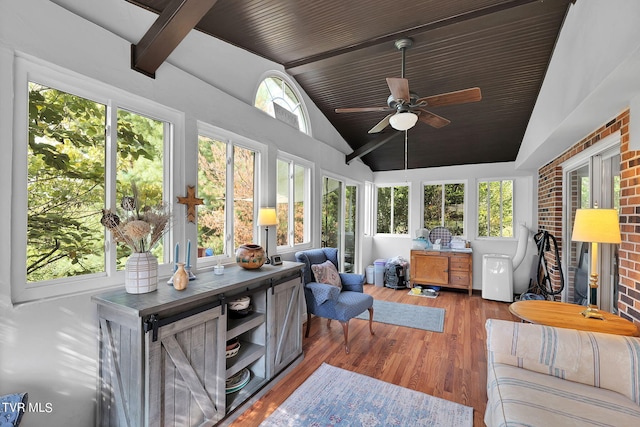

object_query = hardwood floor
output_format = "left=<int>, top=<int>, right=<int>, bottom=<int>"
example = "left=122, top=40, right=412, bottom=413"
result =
left=229, top=285, right=517, bottom=427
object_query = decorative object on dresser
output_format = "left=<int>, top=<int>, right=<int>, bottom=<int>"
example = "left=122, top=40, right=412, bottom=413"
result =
left=100, top=182, right=171, bottom=294
left=236, top=244, right=266, bottom=269
left=410, top=249, right=473, bottom=295
left=176, top=185, right=204, bottom=223
left=171, top=262, right=189, bottom=291
left=257, top=207, right=278, bottom=264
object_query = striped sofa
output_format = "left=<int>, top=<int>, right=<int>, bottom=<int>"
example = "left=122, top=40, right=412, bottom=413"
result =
left=485, top=319, right=640, bottom=426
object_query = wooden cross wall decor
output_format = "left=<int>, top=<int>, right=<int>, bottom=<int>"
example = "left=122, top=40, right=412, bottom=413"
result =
left=177, top=186, right=204, bottom=223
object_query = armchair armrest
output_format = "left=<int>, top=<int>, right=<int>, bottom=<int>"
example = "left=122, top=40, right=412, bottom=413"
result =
left=306, top=282, right=341, bottom=305
left=339, top=273, right=365, bottom=293
left=486, top=319, right=640, bottom=405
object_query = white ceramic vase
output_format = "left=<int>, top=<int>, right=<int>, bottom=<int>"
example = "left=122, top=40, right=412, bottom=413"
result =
left=125, top=252, right=158, bottom=294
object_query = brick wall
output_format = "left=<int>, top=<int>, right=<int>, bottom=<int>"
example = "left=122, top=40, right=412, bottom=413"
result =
left=537, top=109, right=640, bottom=326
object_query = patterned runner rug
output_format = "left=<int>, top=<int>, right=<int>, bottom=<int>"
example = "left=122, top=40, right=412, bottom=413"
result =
left=259, top=363, right=473, bottom=426
left=354, top=299, right=445, bottom=332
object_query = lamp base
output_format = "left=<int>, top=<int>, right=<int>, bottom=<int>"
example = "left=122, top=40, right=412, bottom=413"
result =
left=581, top=306, right=604, bottom=320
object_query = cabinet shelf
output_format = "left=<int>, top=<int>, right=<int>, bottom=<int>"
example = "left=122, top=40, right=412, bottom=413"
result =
left=226, top=374, right=267, bottom=413
left=226, top=341, right=265, bottom=378
left=227, top=311, right=265, bottom=340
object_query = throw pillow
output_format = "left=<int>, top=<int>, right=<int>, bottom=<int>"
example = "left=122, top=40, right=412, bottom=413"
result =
left=311, top=260, right=342, bottom=289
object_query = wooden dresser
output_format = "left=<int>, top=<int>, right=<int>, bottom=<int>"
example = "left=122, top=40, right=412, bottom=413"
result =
left=92, top=262, right=304, bottom=427
left=410, top=249, right=473, bottom=295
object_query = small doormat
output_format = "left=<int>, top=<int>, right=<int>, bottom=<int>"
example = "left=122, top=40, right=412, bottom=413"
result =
left=354, top=299, right=445, bottom=332
left=259, top=363, right=473, bottom=427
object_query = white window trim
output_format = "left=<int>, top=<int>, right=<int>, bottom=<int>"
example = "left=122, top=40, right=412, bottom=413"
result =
left=11, top=54, right=184, bottom=304
left=196, top=122, right=267, bottom=270
left=421, top=179, right=468, bottom=239
left=476, top=178, right=516, bottom=240
left=276, top=151, right=313, bottom=252
left=375, top=182, right=411, bottom=236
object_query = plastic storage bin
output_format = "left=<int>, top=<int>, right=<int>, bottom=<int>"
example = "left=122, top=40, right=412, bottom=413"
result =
left=374, top=259, right=386, bottom=287
left=365, top=265, right=375, bottom=284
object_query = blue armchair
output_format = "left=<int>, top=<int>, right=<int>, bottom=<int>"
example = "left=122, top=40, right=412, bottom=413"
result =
left=295, top=248, right=374, bottom=354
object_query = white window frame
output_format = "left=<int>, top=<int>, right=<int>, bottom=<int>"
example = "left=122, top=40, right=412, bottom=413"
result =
left=11, top=54, right=183, bottom=304
left=476, top=178, right=515, bottom=239
left=375, top=182, right=410, bottom=236
left=421, top=180, right=467, bottom=238
left=276, top=151, right=313, bottom=252
left=196, top=123, right=266, bottom=269
left=254, top=71, right=311, bottom=136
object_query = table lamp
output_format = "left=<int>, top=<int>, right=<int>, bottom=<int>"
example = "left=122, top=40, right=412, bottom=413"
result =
left=571, top=207, right=621, bottom=318
left=258, top=208, right=278, bottom=264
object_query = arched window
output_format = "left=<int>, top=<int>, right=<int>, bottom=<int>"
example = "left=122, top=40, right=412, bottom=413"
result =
left=255, top=75, right=309, bottom=135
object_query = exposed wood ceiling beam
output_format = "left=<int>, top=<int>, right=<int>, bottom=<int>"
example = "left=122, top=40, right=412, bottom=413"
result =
left=131, top=0, right=219, bottom=77
left=285, top=0, right=543, bottom=76
left=346, top=132, right=400, bottom=164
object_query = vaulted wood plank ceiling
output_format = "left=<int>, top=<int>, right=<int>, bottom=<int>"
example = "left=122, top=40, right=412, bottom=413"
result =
left=128, top=0, right=574, bottom=171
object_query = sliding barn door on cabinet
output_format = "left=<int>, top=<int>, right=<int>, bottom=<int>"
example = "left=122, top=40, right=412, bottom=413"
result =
left=268, top=276, right=303, bottom=376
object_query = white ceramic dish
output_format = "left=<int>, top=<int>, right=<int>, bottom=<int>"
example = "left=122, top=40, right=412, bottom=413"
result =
left=228, top=296, right=250, bottom=311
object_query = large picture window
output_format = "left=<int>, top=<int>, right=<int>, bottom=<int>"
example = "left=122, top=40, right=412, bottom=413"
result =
left=423, top=183, right=465, bottom=236
left=477, top=179, right=513, bottom=238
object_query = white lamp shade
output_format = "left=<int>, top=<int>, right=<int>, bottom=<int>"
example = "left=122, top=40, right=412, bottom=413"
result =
left=389, top=112, right=418, bottom=131
left=571, top=208, right=621, bottom=243
left=257, top=207, right=278, bottom=226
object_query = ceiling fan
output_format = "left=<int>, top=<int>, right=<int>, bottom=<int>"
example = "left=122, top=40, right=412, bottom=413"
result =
left=335, top=38, right=482, bottom=134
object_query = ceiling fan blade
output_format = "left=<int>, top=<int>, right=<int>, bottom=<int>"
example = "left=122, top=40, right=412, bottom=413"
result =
left=386, top=77, right=410, bottom=102
left=418, top=87, right=482, bottom=107
left=416, top=109, right=451, bottom=128
left=335, top=106, right=390, bottom=113
left=368, top=113, right=394, bottom=133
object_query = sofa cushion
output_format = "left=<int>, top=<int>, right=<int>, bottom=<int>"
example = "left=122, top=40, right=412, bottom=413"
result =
left=311, top=260, right=342, bottom=289
left=486, top=362, right=640, bottom=427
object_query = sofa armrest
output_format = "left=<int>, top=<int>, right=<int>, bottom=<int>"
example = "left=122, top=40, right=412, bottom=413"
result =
left=339, top=273, right=365, bottom=293
left=306, top=282, right=341, bottom=306
left=486, top=318, right=640, bottom=405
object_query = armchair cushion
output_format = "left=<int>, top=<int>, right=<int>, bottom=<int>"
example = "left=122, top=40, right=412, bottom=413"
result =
left=311, top=260, right=342, bottom=289
left=306, top=281, right=341, bottom=306
left=339, top=272, right=365, bottom=293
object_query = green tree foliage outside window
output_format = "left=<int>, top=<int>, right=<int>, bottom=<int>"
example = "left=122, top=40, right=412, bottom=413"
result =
left=27, top=83, right=164, bottom=282
left=377, top=185, right=408, bottom=234
left=478, top=180, right=514, bottom=237
left=423, top=183, right=465, bottom=236
left=322, top=177, right=341, bottom=248
left=276, top=159, right=307, bottom=247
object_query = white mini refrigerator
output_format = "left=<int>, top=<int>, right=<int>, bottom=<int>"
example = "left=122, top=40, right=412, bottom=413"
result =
left=482, top=254, right=514, bottom=302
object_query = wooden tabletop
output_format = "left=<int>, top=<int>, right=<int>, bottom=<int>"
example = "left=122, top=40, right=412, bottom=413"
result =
left=509, top=300, right=640, bottom=337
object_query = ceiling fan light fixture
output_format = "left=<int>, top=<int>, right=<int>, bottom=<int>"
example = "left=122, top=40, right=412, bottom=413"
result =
left=389, top=112, right=418, bottom=131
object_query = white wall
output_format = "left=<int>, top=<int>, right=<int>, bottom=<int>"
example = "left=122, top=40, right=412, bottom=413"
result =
left=0, top=0, right=371, bottom=425
left=371, top=162, right=538, bottom=294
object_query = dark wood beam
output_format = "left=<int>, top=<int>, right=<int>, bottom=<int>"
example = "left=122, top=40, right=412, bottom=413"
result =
left=131, top=0, right=219, bottom=78
left=346, top=132, right=400, bottom=164
left=285, top=0, right=545, bottom=76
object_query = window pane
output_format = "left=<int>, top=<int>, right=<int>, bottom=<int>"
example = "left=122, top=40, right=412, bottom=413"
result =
left=116, top=109, right=166, bottom=265
left=322, top=177, right=341, bottom=247
left=27, top=83, right=106, bottom=282
left=478, top=182, right=488, bottom=236
left=423, top=184, right=443, bottom=230
left=393, top=186, right=408, bottom=234
left=345, top=185, right=357, bottom=272
left=377, top=187, right=391, bottom=233
left=501, top=180, right=513, bottom=237
left=293, top=164, right=306, bottom=244
left=234, top=146, right=255, bottom=249
left=197, top=136, right=226, bottom=257
left=444, top=183, right=464, bottom=236
left=477, top=179, right=513, bottom=238
left=254, top=76, right=308, bottom=134
left=276, top=159, right=289, bottom=246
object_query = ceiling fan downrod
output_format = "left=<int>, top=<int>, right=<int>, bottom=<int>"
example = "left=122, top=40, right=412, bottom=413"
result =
left=394, top=38, right=413, bottom=79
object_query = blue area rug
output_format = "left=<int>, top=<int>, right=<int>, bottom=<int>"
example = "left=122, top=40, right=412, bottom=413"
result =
left=354, top=299, right=445, bottom=333
left=259, top=363, right=472, bottom=426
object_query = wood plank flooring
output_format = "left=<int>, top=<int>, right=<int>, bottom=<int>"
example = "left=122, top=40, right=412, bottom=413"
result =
left=229, top=285, right=517, bottom=427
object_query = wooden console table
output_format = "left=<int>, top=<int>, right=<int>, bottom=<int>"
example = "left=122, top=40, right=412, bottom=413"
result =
left=509, top=300, right=639, bottom=336
left=92, top=262, right=304, bottom=427
left=410, top=249, right=473, bottom=295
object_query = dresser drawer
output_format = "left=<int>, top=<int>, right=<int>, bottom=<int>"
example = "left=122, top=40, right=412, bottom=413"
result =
left=450, top=271, right=470, bottom=286
left=450, top=258, right=470, bottom=271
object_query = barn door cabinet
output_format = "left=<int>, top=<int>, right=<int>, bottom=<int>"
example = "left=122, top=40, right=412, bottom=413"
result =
left=93, top=262, right=304, bottom=427
left=410, top=249, right=473, bottom=295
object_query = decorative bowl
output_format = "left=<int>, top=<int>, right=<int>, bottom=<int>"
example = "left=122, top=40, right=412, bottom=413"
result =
left=225, top=341, right=241, bottom=359
left=235, top=244, right=266, bottom=269
left=228, top=296, right=251, bottom=311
